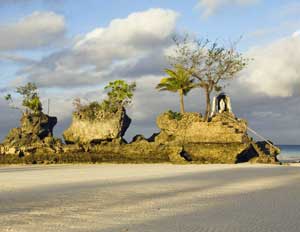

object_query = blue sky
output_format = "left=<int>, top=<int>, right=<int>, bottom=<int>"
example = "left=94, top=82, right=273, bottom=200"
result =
left=0, top=2, right=289, bottom=37
left=0, top=0, right=298, bottom=47
left=0, top=0, right=300, bottom=144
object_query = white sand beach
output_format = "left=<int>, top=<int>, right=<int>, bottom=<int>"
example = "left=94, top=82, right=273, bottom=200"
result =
left=1, top=164, right=300, bottom=232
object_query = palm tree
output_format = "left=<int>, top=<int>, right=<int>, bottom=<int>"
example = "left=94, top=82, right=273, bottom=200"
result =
left=156, top=65, right=194, bottom=114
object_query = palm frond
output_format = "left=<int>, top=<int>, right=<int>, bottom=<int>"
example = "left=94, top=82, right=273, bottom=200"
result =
left=157, top=65, right=195, bottom=95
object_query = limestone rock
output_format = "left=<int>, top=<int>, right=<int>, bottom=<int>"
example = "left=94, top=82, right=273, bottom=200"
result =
left=3, top=112, right=57, bottom=145
left=152, top=111, right=266, bottom=163
left=248, top=141, right=279, bottom=164
left=62, top=144, right=83, bottom=153
left=184, top=143, right=252, bottom=163
left=1, top=112, right=59, bottom=155
left=255, top=141, right=280, bottom=156
left=156, top=111, right=249, bottom=144
left=20, top=113, right=57, bottom=139
left=0, top=144, right=4, bottom=154
left=167, top=146, right=188, bottom=164
left=147, top=133, right=159, bottom=142
left=131, top=134, right=147, bottom=143
left=88, top=140, right=171, bottom=163
left=7, top=147, right=19, bottom=155
left=63, top=108, right=131, bottom=144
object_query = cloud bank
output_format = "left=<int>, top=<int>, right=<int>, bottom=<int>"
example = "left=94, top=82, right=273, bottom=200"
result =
left=240, top=33, right=300, bottom=97
left=16, top=8, right=178, bottom=88
left=0, top=11, right=65, bottom=51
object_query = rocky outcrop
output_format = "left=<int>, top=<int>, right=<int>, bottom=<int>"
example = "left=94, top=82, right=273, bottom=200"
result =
left=151, top=111, right=273, bottom=163
left=248, top=141, right=279, bottom=164
left=1, top=112, right=62, bottom=156
left=63, top=108, right=131, bottom=144
left=0, top=108, right=279, bottom=164
left=78, top=111, right=257, bottom=164
left=4, top=112, right=57, bottom=144
left=156, top=111, right=249, bottom=144
left=80, top=111, right=277, bottom=164
left=131, top=134, right=148, bottom=143
left=255, top=141, right=280, bottom=156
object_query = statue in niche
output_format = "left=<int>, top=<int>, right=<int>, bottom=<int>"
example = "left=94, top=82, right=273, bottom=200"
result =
left=210, top=92, right=233, bottom=117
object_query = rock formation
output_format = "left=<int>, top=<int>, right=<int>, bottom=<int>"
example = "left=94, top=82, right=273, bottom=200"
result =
left=0, top=92, right=279, bottom=164
left=63, top=107, right=131, bottom=144
left=149, top=110, right=278, bottom=163
left=156, top=111, right=248, bottom=144
left=0, top=112, right=62, bottom=156
left=60, top=107, right=278, bottom=164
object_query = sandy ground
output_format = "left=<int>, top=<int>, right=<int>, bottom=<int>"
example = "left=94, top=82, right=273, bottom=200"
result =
left=1, top=164, right=300, bottom=232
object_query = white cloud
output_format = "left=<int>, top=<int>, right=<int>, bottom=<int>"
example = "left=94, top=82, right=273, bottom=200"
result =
left=0, top=53, right=36, bottom=65
left=247, top=22, right=300, bottom=41
left=0, top=11, right=65, bottom=51
left=292, top=30, right=300, bottom=38
left=197, top=0, right=260, bottom=18
left=239, top=32, right=300, bottom=97
left=73, top=8, right=178, bottom=68
left=17, top=8, right=178, bottom=88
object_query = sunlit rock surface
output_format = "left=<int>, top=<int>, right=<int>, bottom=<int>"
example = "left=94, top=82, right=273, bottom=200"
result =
left=152, top=111, right=277, bottom=163
left=156, top=111, right=249, bottom=144
left=0, top=110, right=279, bottom=164
left=63, top=108, right=131, bottom=144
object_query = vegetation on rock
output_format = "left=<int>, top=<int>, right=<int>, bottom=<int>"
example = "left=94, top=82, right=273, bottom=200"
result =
left=5, top=82, right=42, bottom=114
left=73, top=80, right=136, bottom=120
left=103, top=80, right=136, bottom=112
left=64, top=80, right=135, bottom=144
left=166, top=110, right=183, bottom=121
left=1, top=82, right=62, bottom=157
left=167, top=35, right=248, bottom=120
left=73, top=100, right=102, bottom=120
left=156, top=65, right=194, bottom=113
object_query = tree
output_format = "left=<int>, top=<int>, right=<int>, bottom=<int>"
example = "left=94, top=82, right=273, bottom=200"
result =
left=73, top=80, right=136, bottom=119
left=72, top=97, right=83, bottom=112
left=168, top=35, right=248, bottom=120
left=4, top=82, right=42, bottom=113
left=156, top=65, right=195, bottom=114
left=102, top=80, right=136, bottom=112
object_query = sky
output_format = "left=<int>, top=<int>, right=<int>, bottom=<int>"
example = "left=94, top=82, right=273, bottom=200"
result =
left=0, top=0, right=300, bottom=144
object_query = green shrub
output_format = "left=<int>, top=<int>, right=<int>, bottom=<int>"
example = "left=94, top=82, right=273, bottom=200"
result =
left=75, top=101, right=102, bottom=120
left=73, top=80, right=136, bottom=120
left=4, top=82, right=43, bottom=113
left=167, top=110, right=182, bottom=121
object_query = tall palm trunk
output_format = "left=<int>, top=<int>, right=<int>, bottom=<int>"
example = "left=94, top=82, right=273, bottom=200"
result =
left=179, top=89, right=185, bottom=114
left=204, top=87, right=211, bottom=121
